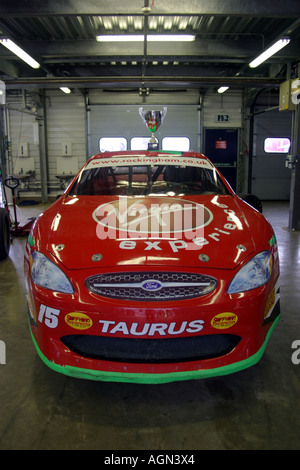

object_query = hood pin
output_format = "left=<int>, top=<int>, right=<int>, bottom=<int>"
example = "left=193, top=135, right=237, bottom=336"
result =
left=92, top=253, right=103, bottom=262
left=55, top=244, right=65, bottom=251
left=237, top=244, right=247, bottom=251
left=199, top=254, right=209, bottom=262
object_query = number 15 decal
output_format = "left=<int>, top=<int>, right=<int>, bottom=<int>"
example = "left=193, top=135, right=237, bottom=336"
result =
left=38, top=304, right=60, bottom=329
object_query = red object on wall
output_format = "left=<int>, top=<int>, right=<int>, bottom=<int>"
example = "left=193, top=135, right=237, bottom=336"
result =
left=215, top=140, right=227, bottom=149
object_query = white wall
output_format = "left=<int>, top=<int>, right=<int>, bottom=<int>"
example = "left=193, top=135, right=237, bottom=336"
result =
left=46, top=90, right=86, bottom=186
left=6, top=90, right=87, bottom=199
left=202, top=89, right=243, bottom=128
left=88, top=104, right=200, bottom=156
left=7, top=92, right=40, bottom=180
left=6, top=87, right=291, bottom=201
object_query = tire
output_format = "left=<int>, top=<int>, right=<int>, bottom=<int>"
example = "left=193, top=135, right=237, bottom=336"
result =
left=0, top=207, right=11, bottom=261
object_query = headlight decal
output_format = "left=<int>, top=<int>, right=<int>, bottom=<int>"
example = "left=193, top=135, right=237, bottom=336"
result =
left=30, top=251, right=74, bottom=294
left=227, top=251, right=272, bottom=294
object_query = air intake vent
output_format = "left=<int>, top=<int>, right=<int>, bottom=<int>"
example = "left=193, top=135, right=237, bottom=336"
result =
left=85, top=271, right=217, bottom=301
left=61, top=334, right=241, bottom=363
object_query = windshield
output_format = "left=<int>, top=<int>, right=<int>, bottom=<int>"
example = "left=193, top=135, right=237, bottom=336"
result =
left=69, top=156, right=229, bottom=197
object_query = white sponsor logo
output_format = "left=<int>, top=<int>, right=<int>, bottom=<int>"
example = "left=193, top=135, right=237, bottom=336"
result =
left=98, top=319, right=205, bottom=336
left=116, top=204, right=241, bottom=252
left=93, top=197, right=213, bottom=241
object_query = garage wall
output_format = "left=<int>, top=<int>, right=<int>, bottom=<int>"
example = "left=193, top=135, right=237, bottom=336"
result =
left=5, top=88, right=292, bottom=201
left=202, top=89, right=243, bottom=128
left=46, top=90, right=86, bottom=188
left=87, top=103, right=200, bottom=156
left=87, top=89, right=201, bottom=156
left=5, top=90, right=87, bottom=199
left=7, top=92, right=40, bottom=182
left=86, top=89, right=243, bottom=154
left=4, top=88, right=245, bottom=199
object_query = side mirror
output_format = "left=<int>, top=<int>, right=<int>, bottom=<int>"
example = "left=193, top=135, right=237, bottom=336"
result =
left=240, top=194, right=263, bottom=213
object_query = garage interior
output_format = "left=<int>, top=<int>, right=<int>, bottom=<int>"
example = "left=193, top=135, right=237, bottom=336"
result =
left=0, top=0, right=300, bottom=450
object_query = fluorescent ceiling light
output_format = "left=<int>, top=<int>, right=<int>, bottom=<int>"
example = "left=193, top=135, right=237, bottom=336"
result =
left=96, top=34, right=195, bottom=42
left=0, top=38, right=40, bottom=69
left=148, top=34, right=195, bottom=42
left=217, top=86, right=229, bottom=94
left=249, top=38, right=290, bottom=68
left=60, top=87, right=71, bottom=94
left=97, top=35, right=144, bottom=42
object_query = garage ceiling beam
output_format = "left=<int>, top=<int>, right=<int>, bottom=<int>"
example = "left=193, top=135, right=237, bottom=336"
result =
left=8, top=39, right=299, bottom=66
left=0, top=0, right=299, bottom=17
left=0, top=58, right=20, bottom=77
left=18, top=39, right=265, bottom=60
left=4, top=76, right=282, bottom=90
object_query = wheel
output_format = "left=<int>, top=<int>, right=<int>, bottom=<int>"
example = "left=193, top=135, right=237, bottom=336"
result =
left=0, top=207, right=11, bottom=261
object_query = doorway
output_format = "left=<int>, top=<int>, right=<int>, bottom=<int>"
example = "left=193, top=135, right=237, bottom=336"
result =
left=204, top=128, right=238, bottom=191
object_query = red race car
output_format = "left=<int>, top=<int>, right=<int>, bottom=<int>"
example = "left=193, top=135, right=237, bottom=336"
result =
left=24, top=151, right=280, bottom=384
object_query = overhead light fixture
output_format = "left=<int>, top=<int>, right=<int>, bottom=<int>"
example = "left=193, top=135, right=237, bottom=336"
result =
left=60, top=87, right=71, bottom=94
left=96, top=34, right=195, bottom=42
left=217, top=86, right=229, bottom=94
left=0, top=38, right=40, bottom=69
left=249, top=38, right=290, bottom=68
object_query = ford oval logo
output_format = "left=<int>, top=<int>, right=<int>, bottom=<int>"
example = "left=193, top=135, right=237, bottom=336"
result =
left=141, top=280, right=163, bottom=291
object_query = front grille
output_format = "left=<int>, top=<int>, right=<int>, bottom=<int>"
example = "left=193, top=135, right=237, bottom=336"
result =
left=61, top=334, right=241, bottom=363
left=85, top=271, right=217, bottom=301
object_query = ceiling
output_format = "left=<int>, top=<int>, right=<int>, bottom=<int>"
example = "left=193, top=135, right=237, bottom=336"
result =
left=0, top=0, right=300, bottom=94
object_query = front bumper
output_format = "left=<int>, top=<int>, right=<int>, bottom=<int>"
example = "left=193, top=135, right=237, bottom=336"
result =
left=29, top=316, right=280, bottom=384
left=25, top=262, right=281, bottom=383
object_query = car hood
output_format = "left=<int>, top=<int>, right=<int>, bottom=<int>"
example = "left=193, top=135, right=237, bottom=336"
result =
left=45, top=194, right=258, bottom=270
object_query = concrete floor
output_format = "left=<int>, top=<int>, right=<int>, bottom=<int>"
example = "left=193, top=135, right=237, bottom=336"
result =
left=0, top=200, right=299, bottom=450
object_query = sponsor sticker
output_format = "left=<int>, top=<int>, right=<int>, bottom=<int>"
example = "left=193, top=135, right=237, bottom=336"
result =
left=85, top=154, right=215, bottom=170
left=98, top=319, right=204, bottom=336
left=65, top=312, right=93, bottom=330
left=211, top=312, right=238, bottom=329
left=264, top=288, right=276, bottom=319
